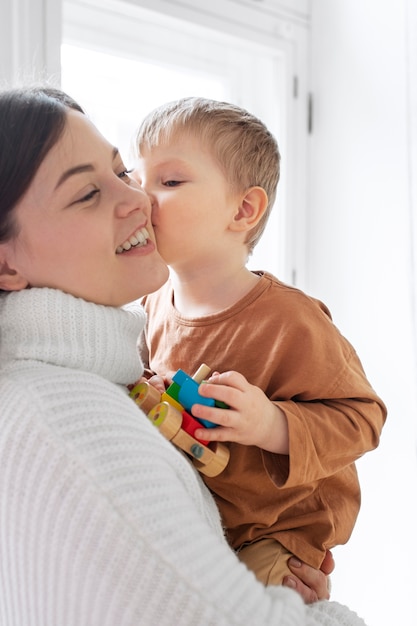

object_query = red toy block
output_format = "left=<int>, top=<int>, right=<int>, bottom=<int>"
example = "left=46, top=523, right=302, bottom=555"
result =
left=181, top=410, right=209, bottom=445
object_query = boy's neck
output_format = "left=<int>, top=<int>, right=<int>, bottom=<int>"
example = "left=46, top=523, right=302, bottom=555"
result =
left=169, top=264, right=260, bottom=317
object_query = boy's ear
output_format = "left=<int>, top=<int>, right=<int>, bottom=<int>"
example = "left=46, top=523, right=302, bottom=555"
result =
left=229, top=186, right=268, bottom=233
left=0, top=252, right=29, bottom=291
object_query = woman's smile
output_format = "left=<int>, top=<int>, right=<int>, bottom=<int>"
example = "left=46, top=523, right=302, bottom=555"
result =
left=0, top=110, right=169, bottom=305
left=116, top=226, right=151, bottom=254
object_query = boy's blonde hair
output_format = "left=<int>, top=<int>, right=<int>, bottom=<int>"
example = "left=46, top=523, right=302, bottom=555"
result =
left=133, top=97, right=280, bottom=254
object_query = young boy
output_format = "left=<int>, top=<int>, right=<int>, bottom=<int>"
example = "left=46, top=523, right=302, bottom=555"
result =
left=132, top=97, right=387, bottom=586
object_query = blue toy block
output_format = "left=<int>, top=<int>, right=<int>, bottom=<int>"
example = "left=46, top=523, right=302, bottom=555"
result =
left=172, top=369, right=216, bottom=428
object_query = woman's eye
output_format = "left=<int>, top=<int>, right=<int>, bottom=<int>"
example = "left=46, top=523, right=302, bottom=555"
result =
left=118, top=168, right=133, bottom=180
left=77, top=188, right=100, bottom=203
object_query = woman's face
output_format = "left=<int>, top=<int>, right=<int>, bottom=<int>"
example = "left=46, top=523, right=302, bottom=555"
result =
left=0, top=110, right=169, bottom=306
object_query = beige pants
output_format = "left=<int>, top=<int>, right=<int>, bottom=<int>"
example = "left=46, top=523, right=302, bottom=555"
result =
left=237, top=538, right=293, bottom=585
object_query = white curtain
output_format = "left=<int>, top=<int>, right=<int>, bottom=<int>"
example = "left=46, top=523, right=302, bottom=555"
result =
left=0, top=0, right=61, bottom=85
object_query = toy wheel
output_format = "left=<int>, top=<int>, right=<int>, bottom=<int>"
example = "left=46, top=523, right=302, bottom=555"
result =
left=147, top=402, right=182, bottom=440
left=193, top=442, right=230, bottom=477
left=129, top=381, right=161, bottom=414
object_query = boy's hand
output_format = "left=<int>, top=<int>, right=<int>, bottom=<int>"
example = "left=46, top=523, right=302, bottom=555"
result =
left=147, top=374, right=166, bottom=394
left=192, top=371, right=289, bottom=453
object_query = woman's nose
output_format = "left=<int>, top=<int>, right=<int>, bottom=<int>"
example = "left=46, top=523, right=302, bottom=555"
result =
left=115, top=182, right=151, bottom=218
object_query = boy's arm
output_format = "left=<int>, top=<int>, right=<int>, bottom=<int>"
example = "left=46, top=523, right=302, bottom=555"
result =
left=192, top=369, right=386, bottom=482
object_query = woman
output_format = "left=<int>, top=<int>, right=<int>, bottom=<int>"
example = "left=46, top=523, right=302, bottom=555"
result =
left=0, top=86, right=364, bottom=626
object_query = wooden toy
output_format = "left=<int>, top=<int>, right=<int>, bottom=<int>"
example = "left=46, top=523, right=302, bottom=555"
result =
left=129, top=364, right=230, bottom=477
left=129, top=381, right=161, bottom=414
left=147, top=402, right=229, bottom=477
left=169, top=368, right=216, bottom=428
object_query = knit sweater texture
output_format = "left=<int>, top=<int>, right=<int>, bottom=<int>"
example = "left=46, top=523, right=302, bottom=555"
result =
left=0, top=288, right=367, bottom=626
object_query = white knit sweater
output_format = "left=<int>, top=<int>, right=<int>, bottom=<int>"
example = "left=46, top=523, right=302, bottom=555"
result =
left=0, top=288, right=367, bottom=626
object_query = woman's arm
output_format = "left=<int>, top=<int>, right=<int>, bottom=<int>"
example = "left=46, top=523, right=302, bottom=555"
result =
left=283, top=552, right=334, bottom=603
left=0, top=378, right=364, bottom=626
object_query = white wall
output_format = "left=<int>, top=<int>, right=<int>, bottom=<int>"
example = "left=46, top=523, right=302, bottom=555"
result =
left=308, top=1, right=417, bottom=625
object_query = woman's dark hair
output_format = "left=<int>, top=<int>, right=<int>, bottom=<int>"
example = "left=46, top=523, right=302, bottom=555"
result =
left=0, top=86, right=84, bottom=242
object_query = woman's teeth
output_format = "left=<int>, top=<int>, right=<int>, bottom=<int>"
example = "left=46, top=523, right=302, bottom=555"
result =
left=116, top=227, right=150, bottom=254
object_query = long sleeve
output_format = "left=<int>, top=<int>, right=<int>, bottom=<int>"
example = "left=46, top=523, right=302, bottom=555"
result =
left=0, top=366, right=366, bottom=626
left=0, top=288, right=370, bottom=625
left=144, top=276, right=386, bottom=479
left=141, top=274, right=386, bottom=566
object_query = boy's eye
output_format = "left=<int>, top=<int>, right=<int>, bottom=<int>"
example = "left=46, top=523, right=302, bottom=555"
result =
left=163, top=180, right=181, bottom=187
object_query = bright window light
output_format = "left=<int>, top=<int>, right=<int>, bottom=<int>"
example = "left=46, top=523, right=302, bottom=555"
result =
left=61, top=43, right=228, bottom=162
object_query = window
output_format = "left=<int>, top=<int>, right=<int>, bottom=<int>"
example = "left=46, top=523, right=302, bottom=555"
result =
left=62, top=0, right=306, bottom=280
left=61, top=44, right=230, bottom=160
left=61, top=43, right=228, bottom=160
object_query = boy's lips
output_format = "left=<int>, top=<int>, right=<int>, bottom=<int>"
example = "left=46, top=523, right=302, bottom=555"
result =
left=116, top=227, right=150, bottom=254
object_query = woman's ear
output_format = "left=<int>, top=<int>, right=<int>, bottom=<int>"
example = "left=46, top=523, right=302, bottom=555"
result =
left=229, top=186, right=268, bottom=233
left=0, top=252, right=29, bottom=291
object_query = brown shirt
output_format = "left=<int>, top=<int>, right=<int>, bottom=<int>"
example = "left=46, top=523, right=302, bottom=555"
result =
left=141, top=273, right=387, bottom=568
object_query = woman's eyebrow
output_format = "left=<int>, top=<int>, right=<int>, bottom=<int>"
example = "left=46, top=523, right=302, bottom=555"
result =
left=55, top=164, right=94, bottom=189
left=55, top=147, right=120, bottom=190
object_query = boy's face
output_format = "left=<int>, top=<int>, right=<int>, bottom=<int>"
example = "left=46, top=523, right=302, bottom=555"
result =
left=133, top=134, right=241, bottom=271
